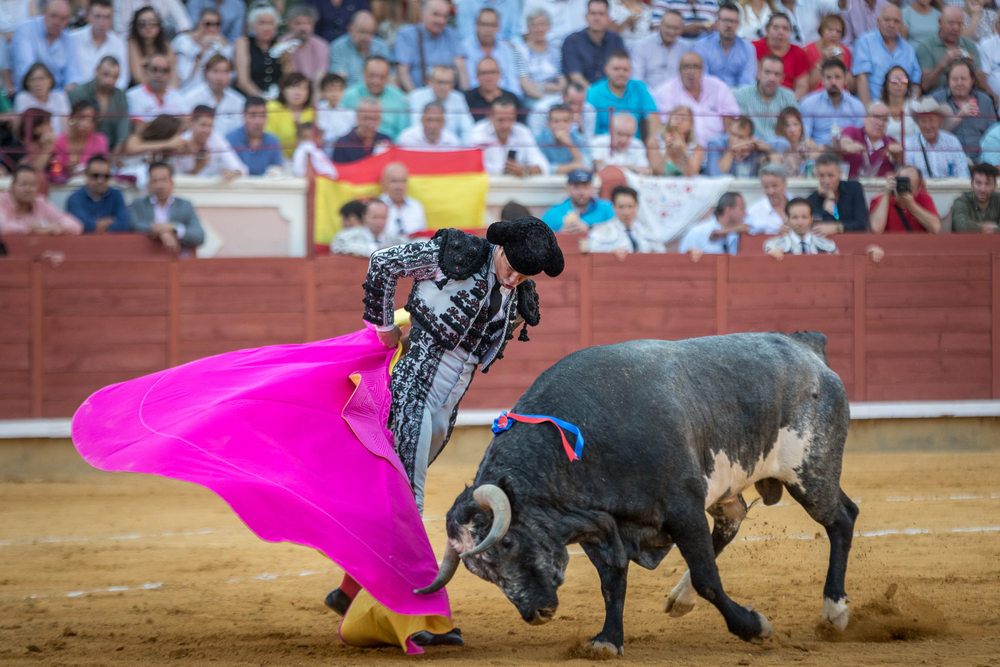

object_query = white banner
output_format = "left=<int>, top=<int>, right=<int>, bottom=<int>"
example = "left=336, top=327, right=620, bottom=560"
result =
left=625, top=174, right=735, bottom=244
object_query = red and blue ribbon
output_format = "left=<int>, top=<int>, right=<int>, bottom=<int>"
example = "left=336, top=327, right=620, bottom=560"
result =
left=491, top=411, right=585, bottom=462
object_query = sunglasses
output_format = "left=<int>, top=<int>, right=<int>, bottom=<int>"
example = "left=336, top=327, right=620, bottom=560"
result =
left=203, top=20, right=221, bottom=27
left=146, top=66, right=170, bottom=74
left=137, top=19, right=161, bottom=27
left=88, top=172, right=110, bottom=180
left=888, top=77, right=909, bottom=84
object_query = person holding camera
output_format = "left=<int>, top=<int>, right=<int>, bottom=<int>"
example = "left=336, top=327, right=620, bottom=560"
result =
left=868, top=164, right=941, bottom=233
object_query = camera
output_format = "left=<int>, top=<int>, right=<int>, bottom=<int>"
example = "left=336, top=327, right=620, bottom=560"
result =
left=895, top=176, right=911, bottom=194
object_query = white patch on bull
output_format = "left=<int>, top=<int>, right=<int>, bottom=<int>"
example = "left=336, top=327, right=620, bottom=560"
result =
left=702, top=426, right=811, bottom=509
left=455, top=523, right=476, bottom=554
left=663, top=570, right=697, bottom=617
left=822, top=596, right=850, bottom=631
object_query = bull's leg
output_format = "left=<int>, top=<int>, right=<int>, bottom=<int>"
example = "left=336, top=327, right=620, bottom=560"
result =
left=666, top=503, right=772, bottom=643
left=785, top=483, right=859, bottom=631
left=580, top=544, right=628, bottom=656
left=665, top=494, right=748, bottom=618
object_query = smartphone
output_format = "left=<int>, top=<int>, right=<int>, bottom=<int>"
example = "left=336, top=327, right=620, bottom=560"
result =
left=506, top=149, right=517, bottom=162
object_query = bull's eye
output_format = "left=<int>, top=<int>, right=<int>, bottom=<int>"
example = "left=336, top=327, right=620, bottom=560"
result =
left=501, top=536, right=513, bottom=550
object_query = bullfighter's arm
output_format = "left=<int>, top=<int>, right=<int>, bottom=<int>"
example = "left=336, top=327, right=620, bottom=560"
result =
left=362, top=238, right=442, bottom=327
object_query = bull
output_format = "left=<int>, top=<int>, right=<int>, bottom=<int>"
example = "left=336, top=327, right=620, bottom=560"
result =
left=416, top=332, right=859, bottom=655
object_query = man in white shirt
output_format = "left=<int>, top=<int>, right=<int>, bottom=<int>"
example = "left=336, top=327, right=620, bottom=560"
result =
left=127, top=53, right=187, bottom=125
left=169, top=105, right=248, bottom=179
left=397, top=101, right=463, bottom=149
left=678, top=192, right=750, bottom=261
left=904, top=96, right=970, bottom=180
left=590, top=114, right=650, bottom=174
left=746, top=163, right=792, bottom=235
left=407, top=65, right=476, bottom=143
left=379, top=162, right=428, bottom=237
left=183, top=54, right=246, bottom=136
left=588, top=184, right=665, bottom=258
left=631, top=10, right=691, bottom=92
left=470, top=97, right=551, bottom=175
left=71, top=0, right=129, bottom=89
left=329, top=199, right=406, bottom=257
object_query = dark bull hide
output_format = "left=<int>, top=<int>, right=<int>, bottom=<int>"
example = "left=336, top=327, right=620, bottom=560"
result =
left=417, top=332, right=858, bottom=656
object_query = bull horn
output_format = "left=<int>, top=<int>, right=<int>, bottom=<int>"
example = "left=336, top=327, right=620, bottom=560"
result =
left=460, top=484, right=512, bottom=558
left=414, top=541, right=460, bottom=595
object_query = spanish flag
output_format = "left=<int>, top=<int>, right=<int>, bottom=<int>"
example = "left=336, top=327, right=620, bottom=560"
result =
left=314, top=148, right=489, bottom=245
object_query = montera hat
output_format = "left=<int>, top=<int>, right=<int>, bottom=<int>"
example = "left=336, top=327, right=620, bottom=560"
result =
left=487, top=216, right=565, bottom=278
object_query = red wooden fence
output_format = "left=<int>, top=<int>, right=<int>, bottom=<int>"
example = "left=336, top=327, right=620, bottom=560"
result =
left=2, top=235, right=1000, bottom=419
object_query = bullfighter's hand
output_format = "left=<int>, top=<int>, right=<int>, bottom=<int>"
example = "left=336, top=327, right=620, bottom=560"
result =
left=378, top=325, right=402, bottom=348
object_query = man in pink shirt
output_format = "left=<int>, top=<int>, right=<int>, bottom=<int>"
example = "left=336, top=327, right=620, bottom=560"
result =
left=654, top=51, right=740, bottom=147
left=279, top=4, right=330, bottom=90
left=0, top=166, right=83, bottom=235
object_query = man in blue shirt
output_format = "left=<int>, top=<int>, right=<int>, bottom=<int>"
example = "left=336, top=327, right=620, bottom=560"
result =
left=693, top=3, right=757, bottom=89
left=65, top=156, right=131, bottom=233
left=586, top=50, right=658, bottom=137
left=456, top=0, right=520, bottom=42
left=226, top=98, right=285, bottom=176
left=678, top=192, right=748, bottom=260
left=462, top=7, right=522, bottom=95
left=542, top=169, right=615, bottom=232
left=562, top=0, right=626, bottom=87
left=10, top=0, right=80, bottom=91
left=393, top=0, right=468, bottom=91
left=851, top=5, right=922, bottom=107
left=799, top=59, right=866, bottom=146
left=536, top=104, right=592, bottom=173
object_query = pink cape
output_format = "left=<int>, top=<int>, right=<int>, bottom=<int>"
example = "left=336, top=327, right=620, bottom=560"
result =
left=71, top=327, right=451, bottom=648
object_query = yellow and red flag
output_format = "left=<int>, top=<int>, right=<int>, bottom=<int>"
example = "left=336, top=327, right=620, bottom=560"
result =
left=313, top=148, right=489, bottom=245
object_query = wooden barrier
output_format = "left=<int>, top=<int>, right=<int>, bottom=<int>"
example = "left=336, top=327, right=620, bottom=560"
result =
left=3, top=234, right=1000, bottom=419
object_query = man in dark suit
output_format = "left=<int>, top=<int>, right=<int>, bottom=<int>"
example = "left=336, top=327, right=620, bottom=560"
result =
left=128, top=162, right=205, bottom=251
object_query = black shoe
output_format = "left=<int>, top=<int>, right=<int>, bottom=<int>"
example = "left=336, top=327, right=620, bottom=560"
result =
left=410, top=628, right=464, bottom=647
left=323, top=588, right=352, bottom=616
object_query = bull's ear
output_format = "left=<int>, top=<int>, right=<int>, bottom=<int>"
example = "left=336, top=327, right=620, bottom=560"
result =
left=496, top=476, right=519, bottom=522
left=445, top=486, right=479, bottom=537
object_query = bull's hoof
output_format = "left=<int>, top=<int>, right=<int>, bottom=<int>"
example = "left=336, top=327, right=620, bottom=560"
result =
left=323, top=588, right=351, bottom=616
left=664, top=571, right=697, bottom=617
left=410, top=628, right=464, bottom=647
left=822, top=596, right=850, bottom=631
left=748, top=610, right=773, bottom=645
left=585, top=639, right=623, bottom=657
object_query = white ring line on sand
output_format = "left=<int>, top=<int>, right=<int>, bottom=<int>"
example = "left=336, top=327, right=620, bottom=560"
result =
left=0, top=527, right=238, bottom=548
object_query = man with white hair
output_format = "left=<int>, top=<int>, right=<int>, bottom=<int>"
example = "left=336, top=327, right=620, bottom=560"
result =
left=470, top=97, right=550, bottom=175
left=520, top=0, right=588, bottom=50
left=654, top=52, right=740, bottom=146
left=903, top=97, right=969, bottom=180
left=838, top=101, right=902, bottom=178
left=277, top=4, right=330, bottom=85
left=380, top=162, right=428, bottom=237
left=746, top=163, right=791, bottom=235
left=590, top=114, right=650, bottom=174
left=11, top=0, right=79, bottom=91
left=394, top=0, right=468, bottom=91
left=397, top=101, right=463, bottom=148
left=852, top=4, right=923, bottom=107
left=70, top=0, right=129, bottom=89
left=407, top=64, right=476, bottom=142
left=916, top=5, right=983, bottom=95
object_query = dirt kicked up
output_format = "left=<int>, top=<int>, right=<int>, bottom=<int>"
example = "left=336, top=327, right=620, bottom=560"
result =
left=1, top=452, right=998, bottom=666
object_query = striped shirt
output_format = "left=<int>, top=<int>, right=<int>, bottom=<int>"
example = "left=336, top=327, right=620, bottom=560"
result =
left=652, top=0, right=719, bottom=26
left=763, top=229, right=838, bottom=255
left=733, top=84, right=798, bottom=141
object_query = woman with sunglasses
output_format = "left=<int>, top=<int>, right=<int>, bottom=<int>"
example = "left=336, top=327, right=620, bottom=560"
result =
left=14, top=63, right=71, bottom=135
left=128, top=6, right=180, bottom=88
left=881, top=65, right=920, bottom=142
left=51, top=101, right=109, bottom=181
left=114, top=0, right=192, bottom=39
left=173, top=7, right=233, bottom=92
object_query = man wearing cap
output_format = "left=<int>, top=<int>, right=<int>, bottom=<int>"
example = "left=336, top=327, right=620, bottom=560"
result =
left=541, top=169, right=616, bottom=232
left=904, top=97, right=969, bottom=179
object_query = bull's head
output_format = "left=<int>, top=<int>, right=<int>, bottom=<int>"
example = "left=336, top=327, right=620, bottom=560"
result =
left=415, top=483, right=568, bottom=625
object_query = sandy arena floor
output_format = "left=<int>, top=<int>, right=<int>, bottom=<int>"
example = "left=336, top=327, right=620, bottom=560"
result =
left=1, top=452, right=999, bottom=666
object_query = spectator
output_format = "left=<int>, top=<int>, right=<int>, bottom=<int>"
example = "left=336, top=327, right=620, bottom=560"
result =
left=678, top=191, right=748, bottom=261
left=394, top=0, right=467, bottom=92
left=933, top=60, right=995, bottom=163
left=769, top=0, right=848, bottom=47
left=0, top=0, right=33, bottom=43
left=120, top=114, right=185, bottom=187
left=464, top=56, right=523, bottom=123
left=904, top=96, right=969, bottom=179
left=693, top=3, right=757, bottom=88
left=562, top=0, right=626, bottom=87
left=799, top=59, right=865, bottom=146
left=528, top=81, right=597, bottom=141
left=654, top=52, right=740, bottom=147
left=764, top=197, right=839, bottom=258
left=656, top=0, right=721, bottom=39
left=234, top=4, right=283, bottom=98
left=379, top=162, right=427, bottom=237
left=540, top=168, right=614, bottom=232
left=127, top=52, right=187, bottom=124
left=14, top=63, right=71, bottom=134
left=839, top=102, right=902, bottom=178
left=0, top=37, right=12, bottom=98
left=735, top=54, right=797, bottom=141
left=10, top=0, right=79, bottom=91
left=980, top=18, right=1000, bottom=99
left=916, top=6, right=982, bottom=95
left=0, top=112, right=25, bottom=175
left=328, top=11, right=390, bottom=89
left=0, top=165, right=82, bottom=235
left=901, top=0, right=940, bottom=50
left=631, top=10, right=691, bottom=93
left=182, top=54, right=245, bottom=137
left=267, top=72, right=316, bottom=158
left=707, top=117, right=776, bottom=177
left=185, top=0, right=245, bottom=44
left=591, top=113, right=651, bottom=173
left=173, top=8, right=232, bottom=93
left=609, top=0, right=654, bottom=51
left=331, top=97, right=392, bottom=163
left=226, top=96, right=285, bottom=176
left=130, top=161, right=204, bottom=251
left=520, top=0, right=588, bottom=50
left=470, top=97, right=549, bottom=175
left=737, top=0, right=775, bottom=41
left=650, top=104, right=704, bottom=176
left=753, top=13, right=809, bottom=98
left=19, top=108, right=56, bottom=179
left=291, top=122, right=339, bottom=178
left=842, top=0, right=891, bottom=48
left=500, top=200, right=531, bottom=220
left=70, top=0, right=128, bottom=90
left=65, top=155, right=131, bottom=234
left=746, top=162, right=791, bottom=234
left=588, top=184, right=665, bottom=258
left=807, top=151, right=869, bottom=234
left=805, top=14, right=852, bottom=92
left=960, top=0, right=998, bottom=43
left=340, top=199, right=366, bottom=229
left=979, top=121, right=1000, bottom=168
left=278, top=4, right=330, bottom=88
left=114, top=0, right=192, bottom=41
left=536, top=103, right=592, bottom=173
left=458, top=0, right=521, bottom=43
left=514, top=8, right=566, bottom=105
left=341, top=56, right=408, bottom=140
left=852, top=5, right=921, bottom=107
left=396, top=101, right=463, bottom=148
left=316, top=73, right=357, bottom=148
left=330, top=198, right=404, bottom=256
left=464, top=7, right=521, bottom=95
left=298, top=0, right=369, bottom=44
left=868, top=164, right=941, bottom=233
left=169, top=105, right=247, bottom=179
left=51, top=100, right=108, bottom=179
left=408, top=64, right=475, bottom=143
left=587, top=51, right=656, bottom=137
left=881, top=65, right=921, bottom=142
left=128, top=6, right=180, bottom=89
left=951, top=162, right=1000, bottom=232
left=69, top=57, right=130, bottom=151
